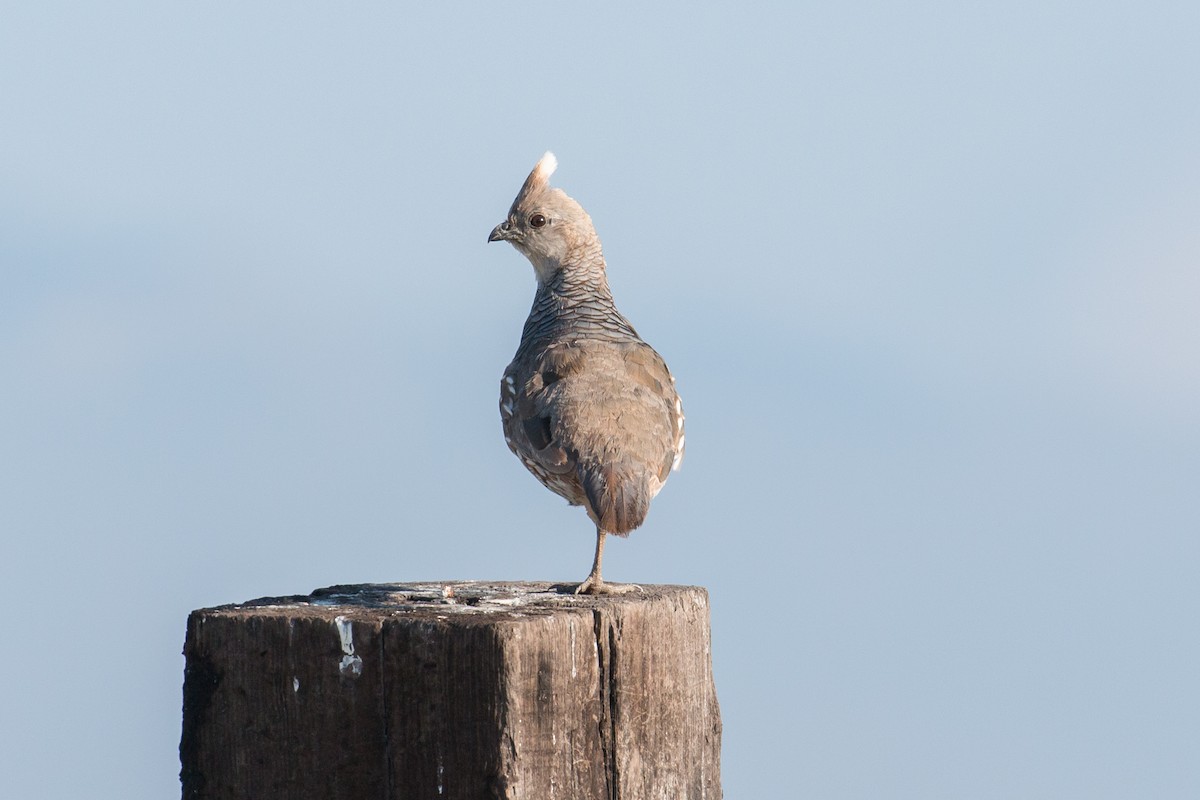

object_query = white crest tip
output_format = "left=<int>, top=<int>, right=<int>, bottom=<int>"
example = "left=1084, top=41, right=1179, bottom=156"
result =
left=535, top=151, right=558, bottom=180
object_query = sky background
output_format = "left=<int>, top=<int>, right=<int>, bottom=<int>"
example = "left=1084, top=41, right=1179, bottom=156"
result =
left=2, top=3, right=1198, bottom=798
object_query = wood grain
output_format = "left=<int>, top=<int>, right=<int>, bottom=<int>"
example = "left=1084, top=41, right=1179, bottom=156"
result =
left=181, top=582, right=721, bottom=800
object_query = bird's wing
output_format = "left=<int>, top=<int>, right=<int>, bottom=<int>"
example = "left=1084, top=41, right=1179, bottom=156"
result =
left=502, top=339, right=682, bottom=529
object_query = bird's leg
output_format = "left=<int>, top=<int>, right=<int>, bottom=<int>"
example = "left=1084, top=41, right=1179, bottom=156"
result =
left=575, top=529, right=640, bottom=595
left=574, top=529, right=607, bottom=594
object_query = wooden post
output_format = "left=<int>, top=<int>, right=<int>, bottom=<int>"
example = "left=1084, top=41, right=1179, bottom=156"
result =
left=180, top=582, right=721, bottom=799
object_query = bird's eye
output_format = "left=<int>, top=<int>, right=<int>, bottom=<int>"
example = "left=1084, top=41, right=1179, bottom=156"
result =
left=529, top=213, right=547, bottom=228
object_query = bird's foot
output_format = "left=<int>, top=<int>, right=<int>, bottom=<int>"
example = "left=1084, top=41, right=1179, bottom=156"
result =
left=574, top=577, right=643, bottom=595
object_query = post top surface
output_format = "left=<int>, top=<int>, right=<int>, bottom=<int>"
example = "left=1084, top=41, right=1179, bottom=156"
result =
left=193, top=581, right=710, bottom=624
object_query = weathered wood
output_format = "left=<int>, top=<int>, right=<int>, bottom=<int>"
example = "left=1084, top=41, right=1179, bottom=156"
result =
left=180, top=582, right=721, bottom=800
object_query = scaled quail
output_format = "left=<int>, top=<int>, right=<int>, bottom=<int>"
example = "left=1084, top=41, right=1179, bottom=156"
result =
left=488, top=153, right=685, bottom=595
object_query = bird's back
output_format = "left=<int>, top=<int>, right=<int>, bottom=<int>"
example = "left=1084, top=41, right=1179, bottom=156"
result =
left=501, top=286, right=684, bottom=535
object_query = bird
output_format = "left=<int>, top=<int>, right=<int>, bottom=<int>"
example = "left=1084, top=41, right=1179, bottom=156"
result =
left=488, top=152, right=685, bottom=595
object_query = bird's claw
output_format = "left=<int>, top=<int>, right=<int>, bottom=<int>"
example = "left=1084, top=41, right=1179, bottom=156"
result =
left=574, top=577, right=643, bottom=595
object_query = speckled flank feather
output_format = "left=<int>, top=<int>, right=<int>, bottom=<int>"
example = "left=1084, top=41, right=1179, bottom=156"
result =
left=492, top=154, right=685, bottom=543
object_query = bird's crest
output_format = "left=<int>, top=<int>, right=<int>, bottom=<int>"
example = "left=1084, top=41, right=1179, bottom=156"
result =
left=511, top=151, right=558, bottom=212
left=532, top=151, right=558, bottom=184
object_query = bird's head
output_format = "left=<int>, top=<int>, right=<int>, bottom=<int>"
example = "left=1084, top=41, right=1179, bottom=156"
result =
left=489, top=152, right=598, bottom=283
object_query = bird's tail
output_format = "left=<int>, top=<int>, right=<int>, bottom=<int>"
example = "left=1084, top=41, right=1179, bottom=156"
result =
left=579, top=460, right=651, bottom=536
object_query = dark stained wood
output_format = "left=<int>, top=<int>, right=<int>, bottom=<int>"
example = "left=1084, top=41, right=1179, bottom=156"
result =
left=180, top=582, right=721, bottom=800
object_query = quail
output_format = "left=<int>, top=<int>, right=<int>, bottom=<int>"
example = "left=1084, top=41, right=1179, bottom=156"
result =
left=488, top=153, right=685, bottom=595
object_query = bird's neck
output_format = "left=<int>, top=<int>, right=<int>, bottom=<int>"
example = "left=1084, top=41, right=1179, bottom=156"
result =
left=538, top=259, right=612, bottom=300
left=531, top=237, right=609, bottom=293
left=518, top=252, right=640, bottom=352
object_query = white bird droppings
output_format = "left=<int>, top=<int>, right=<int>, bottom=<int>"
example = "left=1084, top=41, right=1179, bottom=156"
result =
left=570, top=620, right=577, bottom=678
left=334, top=616, right=363, bottom=678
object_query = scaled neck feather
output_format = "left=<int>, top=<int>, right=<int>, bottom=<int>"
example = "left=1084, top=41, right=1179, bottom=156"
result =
left=532, top=237, right=608, bottom=293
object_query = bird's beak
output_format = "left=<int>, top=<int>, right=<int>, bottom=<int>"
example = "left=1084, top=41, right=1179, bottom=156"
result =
left=488, top=221, right=515, bottom=243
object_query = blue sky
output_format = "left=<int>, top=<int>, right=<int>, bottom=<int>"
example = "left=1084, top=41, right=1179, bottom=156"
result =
left=2, top=3, right=1198, bottom=798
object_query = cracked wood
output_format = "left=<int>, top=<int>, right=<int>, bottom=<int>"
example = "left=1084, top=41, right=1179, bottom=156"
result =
left=180, top=582, right=722, bottom=800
